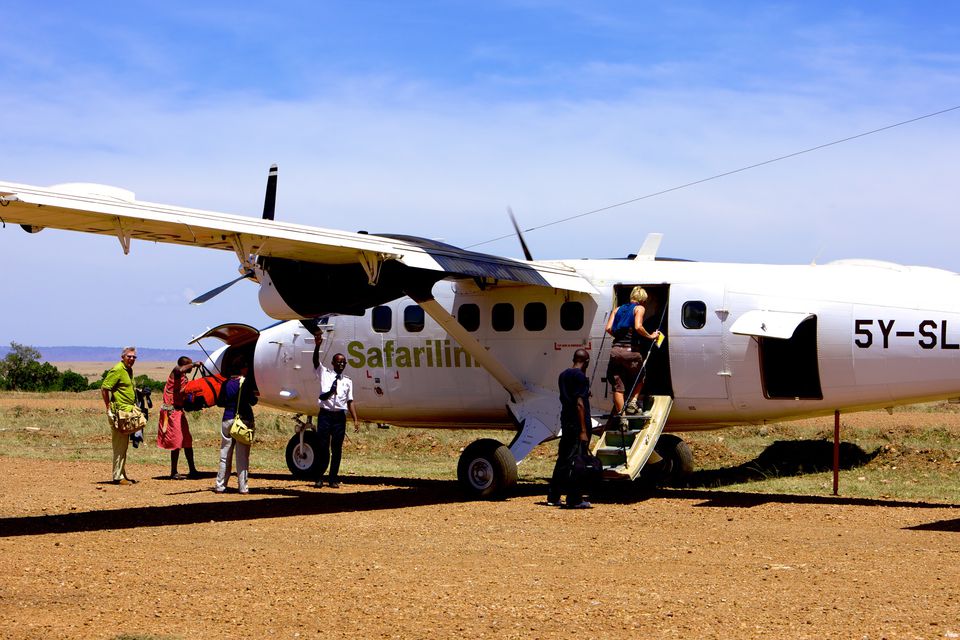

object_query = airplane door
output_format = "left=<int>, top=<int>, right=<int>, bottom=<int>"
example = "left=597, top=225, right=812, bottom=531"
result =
left=668, top=283, right=730, bottom=399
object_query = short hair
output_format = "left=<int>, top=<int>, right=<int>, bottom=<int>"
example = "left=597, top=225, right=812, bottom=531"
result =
left=229, top=355, right=247, bottom=369
left=629, top=286, right=648, bottom=304
left=572, top=348, right=590, bottom=364
left=177, top=356, right=192, bottom=366
left=122, top=346, right=137, bottom=356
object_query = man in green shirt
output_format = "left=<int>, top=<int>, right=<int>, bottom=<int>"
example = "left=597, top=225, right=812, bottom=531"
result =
left=101, top=346, right=141, bottom=485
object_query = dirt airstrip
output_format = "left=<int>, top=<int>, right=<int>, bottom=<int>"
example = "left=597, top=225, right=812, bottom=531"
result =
left=0, top=456, right=958, bottom=640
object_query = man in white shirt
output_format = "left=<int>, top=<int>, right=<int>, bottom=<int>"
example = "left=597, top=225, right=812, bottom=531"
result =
left=312, top=331, right=359, bottom=488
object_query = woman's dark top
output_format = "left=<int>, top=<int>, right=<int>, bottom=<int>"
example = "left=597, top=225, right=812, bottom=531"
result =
left=221, top=376, right=258, bottom=422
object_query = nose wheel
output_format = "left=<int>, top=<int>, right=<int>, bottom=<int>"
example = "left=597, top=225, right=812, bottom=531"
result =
left=285, top=431, right=321, bottom=478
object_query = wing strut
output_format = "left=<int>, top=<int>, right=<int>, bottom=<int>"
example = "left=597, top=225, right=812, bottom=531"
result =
left=114, top=217, right=131, bottom=255
left=406, top=293, right=525, bottom=399
left=405, top=286, right=575, bottom=463
left=359, top=251, right=392, bottom=286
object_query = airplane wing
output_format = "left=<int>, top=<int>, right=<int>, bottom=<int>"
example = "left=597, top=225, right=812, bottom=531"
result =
left=0, top=180, right=595, bottom=293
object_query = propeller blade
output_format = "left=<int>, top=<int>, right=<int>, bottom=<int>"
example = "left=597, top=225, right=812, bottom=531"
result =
left=508, top=207, right=534, bottom=261
left=262, top=164, right=278, bottom=220
left=190, top=270, right=256, bottom=305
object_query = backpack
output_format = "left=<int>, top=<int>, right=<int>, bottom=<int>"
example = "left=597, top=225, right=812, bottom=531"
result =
left=611, top=303, right=637, bottom=334
left=181, top=374, right=227, bottom=412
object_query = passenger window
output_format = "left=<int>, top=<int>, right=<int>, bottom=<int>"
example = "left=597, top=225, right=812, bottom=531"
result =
left=372, top=305, right=392, bottom=333
left=682, top=301, right=706, bottom=329
left=560, top=301, right=584, bottom=331
left=404, top=305, right=425, bottom=333
left=457, top=303, right=480, bottom=332
left=524, top=302, right=547, bottom=331
left=492, top=303, right=514, bottom=332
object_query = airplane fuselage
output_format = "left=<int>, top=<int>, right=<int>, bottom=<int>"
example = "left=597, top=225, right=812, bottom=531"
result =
left=216, top=257, right=960, bottom=433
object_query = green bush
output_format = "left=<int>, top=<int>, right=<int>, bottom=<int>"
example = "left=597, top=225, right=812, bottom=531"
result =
left=135, top=374, right=166, bottom=393
left=58, top=370, right=91, bottom=392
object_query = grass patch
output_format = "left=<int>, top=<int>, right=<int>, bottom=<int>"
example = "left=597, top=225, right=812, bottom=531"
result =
left=680, top=420, right=960, bottom=503
left=1, top=391, right=958, bottom=501
left=0, top=390, right=556, bottom=482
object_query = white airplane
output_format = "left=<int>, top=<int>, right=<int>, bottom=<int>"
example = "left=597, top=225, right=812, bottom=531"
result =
left=3, top=170, right=960, bottom=498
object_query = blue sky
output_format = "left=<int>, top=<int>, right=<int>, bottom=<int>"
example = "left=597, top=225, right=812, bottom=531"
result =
left=1, top=1, right=959, bottom=348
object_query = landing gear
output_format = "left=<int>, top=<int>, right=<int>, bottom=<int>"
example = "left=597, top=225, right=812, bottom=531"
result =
left=640, top=434, right=694, bottom=487
left=285, top=431, right=321, bottom=478
left=457, top=438, right=518, bottom=499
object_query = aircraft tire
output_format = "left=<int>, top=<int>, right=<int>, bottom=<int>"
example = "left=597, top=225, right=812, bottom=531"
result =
left=457, top=438, right=518, bottom=499
left=285, top=431, right=321, bottom=478
left=653, top=434, right=694, bottom=485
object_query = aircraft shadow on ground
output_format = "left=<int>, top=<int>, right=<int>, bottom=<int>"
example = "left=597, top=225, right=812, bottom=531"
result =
left=0, top=477, right=468, bottom=538
left=653, top=488, right=958, bottom=510
left=680, top=439, right=877, bottom=489
left=0, top=474, right=555, bottom=538
left=597, top=439, right=959, bottom=511
left=905, top=518, right=960, bottom=532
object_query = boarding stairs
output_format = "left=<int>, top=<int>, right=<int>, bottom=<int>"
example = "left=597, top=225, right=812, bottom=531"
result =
left=591, top=395, right=673, bottom=480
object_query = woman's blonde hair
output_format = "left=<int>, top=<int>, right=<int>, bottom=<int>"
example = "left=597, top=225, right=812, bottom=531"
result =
left=629, top=286, right=648, bottom=304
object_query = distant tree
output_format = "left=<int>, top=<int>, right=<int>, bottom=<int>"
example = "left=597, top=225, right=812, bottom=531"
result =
left=0, top=342, right=46, bottom=391
left=33, top=362, right=62, bottom=391
left=0, top=343, right=41, bottom=380
left=58, top=370, right=91, bottom=392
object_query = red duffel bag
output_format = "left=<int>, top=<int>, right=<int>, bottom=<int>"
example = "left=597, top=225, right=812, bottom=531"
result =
left=181, top=373, right=227, bottom=412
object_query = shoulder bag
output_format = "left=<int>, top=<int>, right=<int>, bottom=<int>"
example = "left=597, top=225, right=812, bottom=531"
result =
left=228, top=376, right=255, bottom=446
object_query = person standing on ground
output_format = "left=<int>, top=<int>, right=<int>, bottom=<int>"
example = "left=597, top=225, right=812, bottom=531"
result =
left=547, top=348, right=593, bottom=509
left=312, top=330, right=359, bottom=489
left=214, top=357, right=257, bottom=495
left=604, top=286, right=661, bottom=423
left=100, top=346, right=142, bottom=485
left=157, top=356, right=202, bottom=479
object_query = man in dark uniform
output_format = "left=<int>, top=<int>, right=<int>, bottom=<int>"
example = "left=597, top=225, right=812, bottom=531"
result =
left=547, top=348, right=593, bottom=509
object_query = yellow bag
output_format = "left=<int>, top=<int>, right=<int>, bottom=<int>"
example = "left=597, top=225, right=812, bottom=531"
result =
left=111, top=407, right=146, bottom=435
left=229, top=417, right=255, bottom=446
left=227, top=376, right=254, bottom=445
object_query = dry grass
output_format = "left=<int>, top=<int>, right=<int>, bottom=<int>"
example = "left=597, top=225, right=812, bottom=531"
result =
left=0, top=390, right=958, bottom=501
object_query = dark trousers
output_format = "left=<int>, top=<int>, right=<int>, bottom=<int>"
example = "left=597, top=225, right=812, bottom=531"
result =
left=316, top=410, right=347, bottom=480
left=547, top=427, right=588, bottom=506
